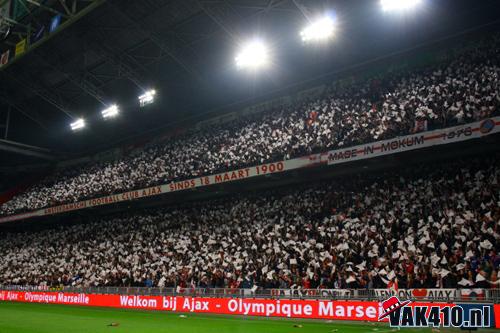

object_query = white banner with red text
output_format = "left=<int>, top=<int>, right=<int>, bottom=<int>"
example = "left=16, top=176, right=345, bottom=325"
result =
left=270, top=289, right=354, bottom=298
left=270, top=288, right=488, bottom=301
left=373, top=288, right=487, bottom=300
left=0, top=155, right=322, bottom=223
left=0, top=117, right=498, bottom=223
left=327, top=117, right=500, bottom=165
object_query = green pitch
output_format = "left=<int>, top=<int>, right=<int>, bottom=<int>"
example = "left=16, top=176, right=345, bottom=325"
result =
left=0, top=302, right=495, bottom=333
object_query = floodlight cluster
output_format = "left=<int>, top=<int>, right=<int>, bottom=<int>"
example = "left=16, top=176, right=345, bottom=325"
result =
left=381, top=0, right=422, bottom=12
left=71, top=1, right=425, bottom=131
left=70, top=90, right=156, bottom=131
left=70, top=118, right=85, bottom=131
left=101, top=105, right=119, bottom=119
left=235, top=40, right=270, bottom=70
left=139, top=89, right=157, bottom=107
left=234, top=16, right=338, bottom=70
left=300, top=16, right=336, bottom=42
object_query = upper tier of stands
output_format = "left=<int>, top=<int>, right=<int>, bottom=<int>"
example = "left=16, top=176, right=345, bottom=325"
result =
left=1, top=34, right=500, bottom=215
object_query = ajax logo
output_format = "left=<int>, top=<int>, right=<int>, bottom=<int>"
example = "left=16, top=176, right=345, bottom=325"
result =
left=479, top=118, right=495, bottom=134
left=378, top=296, right=492, bottom=328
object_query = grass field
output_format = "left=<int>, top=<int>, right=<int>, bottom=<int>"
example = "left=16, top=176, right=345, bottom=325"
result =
left=0, top=302, right=496, bottom=333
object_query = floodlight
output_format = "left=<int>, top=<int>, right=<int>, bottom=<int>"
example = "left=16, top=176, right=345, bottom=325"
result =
left=235, top=40, right=269, bottom=70
left=102, top=104, right=119, bottom=119
left=70, top=118, right=85, bottom=131
left=381, top=0, right=422, bottom=12
left=139, top=89, right=156, bottom=107
left=300, top=16, right=336, bottom=43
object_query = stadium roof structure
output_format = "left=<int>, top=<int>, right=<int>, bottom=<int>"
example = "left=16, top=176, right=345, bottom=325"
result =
left=0, top=0, right=499, bottom=171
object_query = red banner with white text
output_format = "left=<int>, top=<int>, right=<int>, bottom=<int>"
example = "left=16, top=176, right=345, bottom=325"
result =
left=0, top=290, right=458, bottom=322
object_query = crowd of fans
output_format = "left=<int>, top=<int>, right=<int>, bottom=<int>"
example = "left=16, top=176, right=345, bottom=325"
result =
left=0, top=154, right=498, bottom=290
left=1, top=34, right=500, bottom=215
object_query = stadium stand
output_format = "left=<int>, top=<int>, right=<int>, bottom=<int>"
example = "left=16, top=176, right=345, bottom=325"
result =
left=0, top=153, right=498, bottom=289
left=1, top=34, right=500, bottom=216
